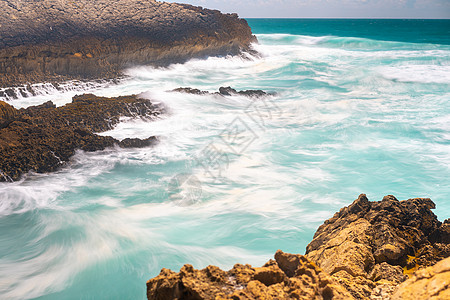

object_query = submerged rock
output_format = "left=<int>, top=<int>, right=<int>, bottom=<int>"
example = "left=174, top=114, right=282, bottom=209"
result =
left=147, top=250, right=352, bottom=300
left=0, top=0, right=255, bottom=87
left=0, top=94, right=162, bottom=181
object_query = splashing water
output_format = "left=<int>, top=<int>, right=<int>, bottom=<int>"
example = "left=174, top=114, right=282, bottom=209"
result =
left=1, top=19, right=449, bottom=299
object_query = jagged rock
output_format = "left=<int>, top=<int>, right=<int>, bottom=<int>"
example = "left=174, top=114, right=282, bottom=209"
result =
left=391, top=256, right=450, bottom=300
left=218, top=86, right=269, bottom=97
left=172, top=87, right=209, bottom=95
left=0, top=94, right=162, bottom=181
left=147, top=250, right=353, bottom=300
left=305, top=194, right=449, bottom=299
left=0, top=0, right=255, bottom=87
left=172, top=86, right=272, bottom=97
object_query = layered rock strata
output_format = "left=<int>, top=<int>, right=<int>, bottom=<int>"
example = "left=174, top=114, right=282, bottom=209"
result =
left=147, top=195, right=449, bottom=300
left=0, top=94, right=162, bottom=181
left=0, top=0, right=255, bottom=87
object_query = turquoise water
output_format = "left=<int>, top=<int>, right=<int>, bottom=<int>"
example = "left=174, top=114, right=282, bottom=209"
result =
left=1, top=19, right=449, bottom=299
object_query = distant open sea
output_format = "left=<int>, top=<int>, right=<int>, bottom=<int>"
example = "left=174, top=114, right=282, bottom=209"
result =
left=1, top=19, right=449, bottom=299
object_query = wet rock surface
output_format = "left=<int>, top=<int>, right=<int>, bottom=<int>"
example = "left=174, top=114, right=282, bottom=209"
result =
left=0, top=94, right=162, bottom=181
left=0, top=0, right=255, bottom=87
left=147, top=195, right=449, bottom=300
left=172, top=86, right=273, bottom=97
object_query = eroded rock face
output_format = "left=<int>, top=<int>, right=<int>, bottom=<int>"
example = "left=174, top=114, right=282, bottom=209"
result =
left=0, top=0, right=255, bottom=87
left=305, top=194, right=450, bottom=299
left=147, top=250, right=353, bottom=300
left=391, top=256, right=450, bottom=300
left=0, top=94, right=162, bottom=181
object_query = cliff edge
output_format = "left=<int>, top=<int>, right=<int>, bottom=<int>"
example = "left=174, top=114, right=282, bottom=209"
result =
left=0, top=0, right=255, bottom=87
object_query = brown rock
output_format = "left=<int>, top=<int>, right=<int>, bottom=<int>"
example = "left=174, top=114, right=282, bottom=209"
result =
left=147, top=250, right=354, bottom=300
left=391, top=256, right=450, bottom=300
left=0, top=100, right=17, bottom=128
left=306, top=194, right=449, bottom=299
left=0, top=94, right=162, bottom=181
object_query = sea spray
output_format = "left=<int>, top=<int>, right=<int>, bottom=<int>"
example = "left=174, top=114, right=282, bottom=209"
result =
left=1, top=20, right=449, bottom=299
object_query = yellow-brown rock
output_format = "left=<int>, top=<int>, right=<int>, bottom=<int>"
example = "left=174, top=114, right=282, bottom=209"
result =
left=306, top=194, right=449, bottom=299
left=147, top=250, right=354, bottom=300
left=391, top=256, right=450, bottom=300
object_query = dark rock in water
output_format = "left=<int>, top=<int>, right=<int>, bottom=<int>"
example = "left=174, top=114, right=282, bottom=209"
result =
left=146, top=194, right=449, bottom=300
left=172, top=86, right=272, bottom=97
left=218, top=86, right=239, bottom=96
left=0, top=94, right=162, bottom=181
left=0, top=0, right=256, bottom=87
left=120, top=137, right=158, bottom=148
left=171, top=87, right=209, bottom=95
left=305, top=194, right=450, bottom=299
left=147, top=250, right=352, bottom=300
left=219, top=86, right=269, bottom=97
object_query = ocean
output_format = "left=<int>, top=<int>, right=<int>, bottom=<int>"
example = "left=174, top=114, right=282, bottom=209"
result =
left=1, top=19, right=449, bottom=299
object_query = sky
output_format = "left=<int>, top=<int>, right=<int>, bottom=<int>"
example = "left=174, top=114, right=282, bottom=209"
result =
left=164, top=0, right=450, bottom=18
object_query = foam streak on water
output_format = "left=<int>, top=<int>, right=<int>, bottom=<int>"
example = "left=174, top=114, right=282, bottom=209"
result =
left=1, top=28, right=449, bottom=299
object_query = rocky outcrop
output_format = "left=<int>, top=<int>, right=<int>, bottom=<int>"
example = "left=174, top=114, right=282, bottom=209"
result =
left=0, top=94, right=162, bottom=181
left=391, top=256, right=450, bottom=300
left=0, top=0, right=255, bottom=87
left=172, top=86, right=273, bottom=97
left=305, top=194, right=449, bottom=299
left=146, top=195, right=449, bottom=300
left=147, top=250, right=353, bottom=300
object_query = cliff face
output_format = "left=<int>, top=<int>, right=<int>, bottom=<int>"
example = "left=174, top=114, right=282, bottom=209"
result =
left=0, top=0, right=255, bottom=87
left=0, top=94, right=162, bottom=181
left=146, top=195, right=450, bottom=300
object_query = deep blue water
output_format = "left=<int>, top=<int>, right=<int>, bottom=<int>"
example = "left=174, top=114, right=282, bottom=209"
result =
left=247, top=19, right=450, bottom=44
left=0, top=19, right=449, bottom=300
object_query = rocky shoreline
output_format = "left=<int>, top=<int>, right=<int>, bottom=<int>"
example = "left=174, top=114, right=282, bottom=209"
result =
left=0, top=0, right=255, bottom=88
left=147, top=195, right=450, bottom=299
left=0, top=94, right=162, bottom=182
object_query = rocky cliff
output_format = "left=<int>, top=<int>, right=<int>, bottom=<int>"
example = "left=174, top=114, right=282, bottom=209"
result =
left=0, top=0, right=255, bottom=87
left=0, top=94, right=162, bottom=181
left=146, top=195, right=450, bottom=299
